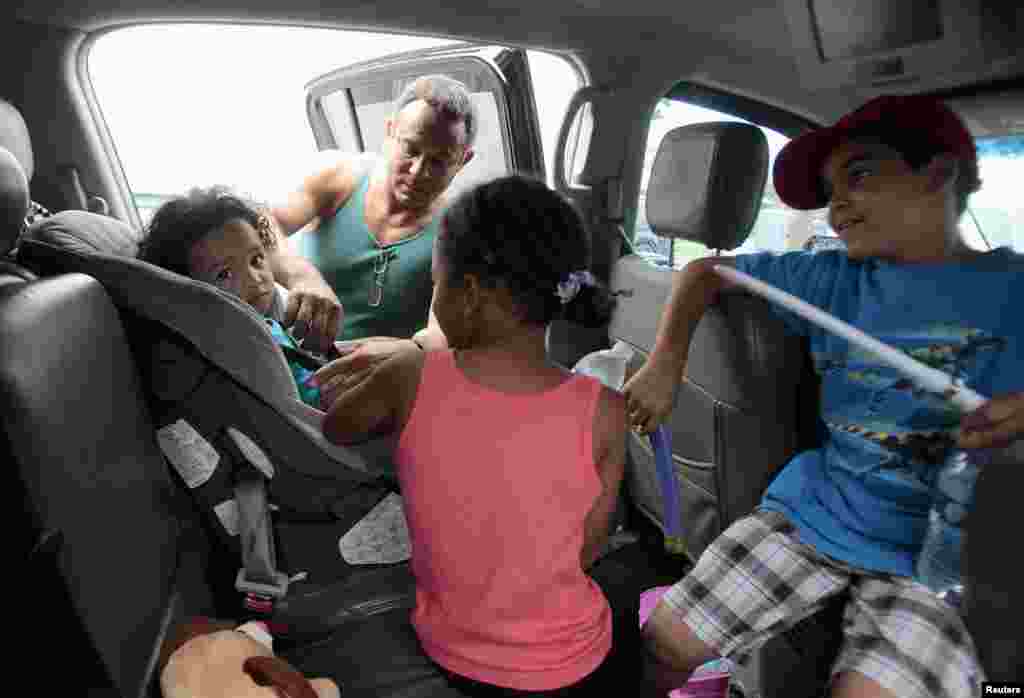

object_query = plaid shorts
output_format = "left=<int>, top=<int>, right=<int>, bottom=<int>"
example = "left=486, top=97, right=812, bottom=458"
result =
left=661, top=508, right=986, bottom=698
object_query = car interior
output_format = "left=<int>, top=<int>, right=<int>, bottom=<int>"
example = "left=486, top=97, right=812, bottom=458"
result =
left=1, top=1, right=1022, bottom=696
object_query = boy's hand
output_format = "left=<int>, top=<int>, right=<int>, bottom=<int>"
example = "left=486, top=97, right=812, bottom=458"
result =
left=958, top=392, right=1024, bottom=450
left=623, top=357, right=683, bottom=435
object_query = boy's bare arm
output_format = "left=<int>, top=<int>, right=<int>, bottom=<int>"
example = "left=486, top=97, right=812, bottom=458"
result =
left=652, top=256, right=736, bottom=371
left=581, top=388, right=627, bottom=570
left=623, top=256, right=736, bottom=433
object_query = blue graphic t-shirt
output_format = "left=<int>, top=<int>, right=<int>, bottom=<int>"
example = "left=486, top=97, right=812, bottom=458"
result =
left=734, top=247, right=1023, bottom=578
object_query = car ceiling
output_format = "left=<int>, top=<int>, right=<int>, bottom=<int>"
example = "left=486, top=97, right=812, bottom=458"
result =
left=9, top=0, right=778, bottom=46
left=4, top=0, right=1024, bottom=127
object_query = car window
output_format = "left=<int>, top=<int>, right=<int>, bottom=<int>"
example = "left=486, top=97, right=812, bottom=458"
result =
left=635, top=97, right=828, bottom=269
left=962, top=134, right=1024, bottom=252
left=87, top=25, right=582, bottom=225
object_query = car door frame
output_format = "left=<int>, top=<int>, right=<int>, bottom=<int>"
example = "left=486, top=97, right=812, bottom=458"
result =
left=304, top=43, right=545, bottom=182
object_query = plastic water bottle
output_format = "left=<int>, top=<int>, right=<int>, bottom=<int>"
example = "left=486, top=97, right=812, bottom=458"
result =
left=915, top=447, right=987, bottom=598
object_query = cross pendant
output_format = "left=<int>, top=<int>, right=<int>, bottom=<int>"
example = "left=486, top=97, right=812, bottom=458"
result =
left=368, top=249, right=395, bottom=308
left=368, top=280, right=384, bottom=307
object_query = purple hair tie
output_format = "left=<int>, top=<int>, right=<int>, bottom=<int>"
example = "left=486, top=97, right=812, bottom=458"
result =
left=555, top=270, right=595, bottom=304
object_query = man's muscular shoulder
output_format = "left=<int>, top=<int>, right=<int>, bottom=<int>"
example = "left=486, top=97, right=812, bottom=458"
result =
left=308, top=151, right=366, bottom=216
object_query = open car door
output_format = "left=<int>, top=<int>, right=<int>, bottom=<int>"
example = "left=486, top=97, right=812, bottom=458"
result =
left=304, top=43, right=545, bottom=202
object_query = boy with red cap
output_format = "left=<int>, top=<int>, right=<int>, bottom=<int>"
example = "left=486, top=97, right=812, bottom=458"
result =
left=629, top=94, right=1023, bottom=698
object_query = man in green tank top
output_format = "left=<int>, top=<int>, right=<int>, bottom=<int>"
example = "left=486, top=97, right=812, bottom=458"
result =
left=268, top=75, right=477, bottom=377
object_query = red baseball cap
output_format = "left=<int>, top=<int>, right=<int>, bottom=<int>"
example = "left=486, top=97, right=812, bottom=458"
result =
left=773, top=95, right=976, bottom=210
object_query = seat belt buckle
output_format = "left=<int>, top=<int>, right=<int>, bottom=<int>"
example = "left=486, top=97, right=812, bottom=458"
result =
left=236, top=568, right=290, bottom=613
left=243, top=594, right=275, bottom=614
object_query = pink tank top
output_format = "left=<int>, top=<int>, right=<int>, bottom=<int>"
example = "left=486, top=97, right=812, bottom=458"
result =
left=394, top=350, right=613, bottom=691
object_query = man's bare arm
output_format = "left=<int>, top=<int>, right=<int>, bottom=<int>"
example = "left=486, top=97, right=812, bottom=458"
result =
left=268, top=155, right=362, bottom=286
left=267, top=222, right=330, bottom=290
left=270, top=152, right=357, bottom=236
left=264, top=157, right=359, bottom=352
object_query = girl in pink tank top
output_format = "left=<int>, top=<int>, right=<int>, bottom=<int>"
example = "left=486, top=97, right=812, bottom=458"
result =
left=320, top=175, right=628, bottom=696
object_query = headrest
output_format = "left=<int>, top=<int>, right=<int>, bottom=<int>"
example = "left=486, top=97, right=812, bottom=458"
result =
left=645, top=122, right=768, bottom=251
left=27, top=209, right=143, bottom=257
left=0, top=99, right=32, bottom=182
left=0, top=146, right=29, bottom=257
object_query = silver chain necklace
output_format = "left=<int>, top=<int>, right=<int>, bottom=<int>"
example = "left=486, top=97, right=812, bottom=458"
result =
left=369, top=247, right=398, bottom=307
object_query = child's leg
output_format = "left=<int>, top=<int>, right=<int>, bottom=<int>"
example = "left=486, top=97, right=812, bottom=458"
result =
left=642, top=604, right=718, bottom=692
left=828, top=576, right=986, bottom=698
left=831, top=671, right=900, bottom=698
left=642, top=508, right=852, bottom=691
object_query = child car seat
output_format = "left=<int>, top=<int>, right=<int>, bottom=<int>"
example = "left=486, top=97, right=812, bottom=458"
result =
left=17, top=209, right=413, bottom=628
left=1, top=148, right=462, bottom=698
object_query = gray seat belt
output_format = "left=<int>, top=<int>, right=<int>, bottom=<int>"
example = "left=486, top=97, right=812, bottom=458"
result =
left=234, top=475, right=291, bottom=610
left=225, top=152, right=388, bottom=611
left=215, top=428, right=291, bottom=611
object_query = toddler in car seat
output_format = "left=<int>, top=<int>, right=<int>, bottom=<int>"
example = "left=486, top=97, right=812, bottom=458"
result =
left=317, top=174, right=630, bottom=696
left=137, top=186, right=321, bottom=408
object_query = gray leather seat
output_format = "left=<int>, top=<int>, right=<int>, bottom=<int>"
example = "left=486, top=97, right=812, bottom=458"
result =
left=0, top=145, right=462, bottom=698
left=0, top=98, right=34, bottom=196
left=964, top=442, right=1024, bottom=681
left=611, top=122, right=833, bottom=696
left=0, top=96, right=57, bottom=226
left=0, top=143, right=34, bottom=282
left=0, top=135, right=193, bottom=694
left=4, top=271, right=204, bottom=695
left=611, top=121, right=821, bottom=563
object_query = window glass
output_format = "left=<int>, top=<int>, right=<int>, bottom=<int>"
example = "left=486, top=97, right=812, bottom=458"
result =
left=962, top=134, right=1024, bottom=251
left=88, top=25, right=582, bottom=224
left=527, top=52, right=585, bottom=186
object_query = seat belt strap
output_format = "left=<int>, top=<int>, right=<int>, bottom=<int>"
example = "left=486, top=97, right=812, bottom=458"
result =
left=215, top=430, right=290, bottom=609
left=234, top=474, right=290, bottom=610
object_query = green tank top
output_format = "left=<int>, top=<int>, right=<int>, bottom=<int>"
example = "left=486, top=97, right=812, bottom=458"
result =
left=295, top=166, right=438, bottom=342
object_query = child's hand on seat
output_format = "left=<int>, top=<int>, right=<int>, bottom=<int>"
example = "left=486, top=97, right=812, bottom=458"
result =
left=623, top=357, right=682, bottom=435
left=958, top=392, right=1024, bottom=451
